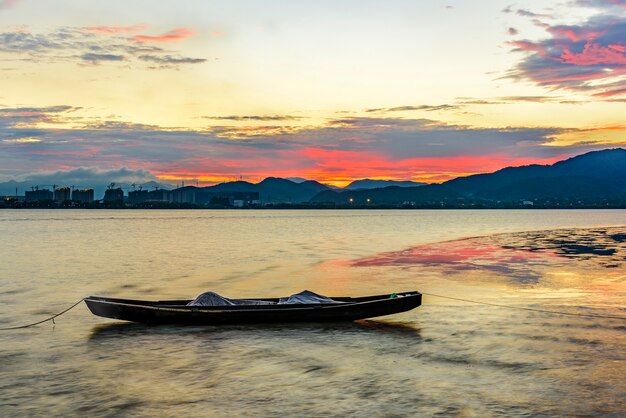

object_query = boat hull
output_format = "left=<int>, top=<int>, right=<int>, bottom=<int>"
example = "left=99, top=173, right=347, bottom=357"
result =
left=84, top=292, right=422, bottom=325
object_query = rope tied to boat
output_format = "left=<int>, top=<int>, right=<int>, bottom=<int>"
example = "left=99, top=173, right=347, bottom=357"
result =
left=1, top=293, right=625, bottom=331
left=0, top=298, right=85, bottom=330
left=420, top=292, right=626, bottom=320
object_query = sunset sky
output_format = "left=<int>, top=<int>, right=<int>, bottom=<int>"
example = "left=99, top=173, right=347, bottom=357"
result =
left=0, top=0, right=625, bottom=186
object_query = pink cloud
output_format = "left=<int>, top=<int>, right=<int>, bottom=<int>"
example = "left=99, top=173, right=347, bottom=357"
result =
left=561, top=42, right=626, bottom=65
left=593, top=87, right=626, bottom=97
left=84, top=24, right=149, bottom=34
left=547, top=26, right=605, bottom=42
left=0, top=0, right=19, bottom=9
left=507, top=15, right=626, bottom=97
left=133, top=28, right=196, bottom=43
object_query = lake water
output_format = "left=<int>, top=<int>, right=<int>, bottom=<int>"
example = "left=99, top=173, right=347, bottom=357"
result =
left=1, top=209, right=625, bottom=416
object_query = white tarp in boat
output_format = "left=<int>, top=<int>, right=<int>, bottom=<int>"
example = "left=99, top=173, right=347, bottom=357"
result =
left=186, top=290, right=340, bottom=306
left=278, top=290, right=341, bottom=304
left=186, top=291, right=275, bottom=306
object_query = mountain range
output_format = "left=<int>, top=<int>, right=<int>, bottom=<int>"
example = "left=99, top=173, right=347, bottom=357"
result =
left=0, top=176, right=421, bottom=201
left=311, top=148, right=626, bottom=205
left=2, top=148, right=625, bottom=205
left=344, top=179, right=425, bottom=190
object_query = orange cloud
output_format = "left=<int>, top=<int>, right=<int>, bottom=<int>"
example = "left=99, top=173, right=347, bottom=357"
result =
left=133, top=28, right=196, bottom=43
left=150, top=147, right=562, bottom=186
left=220, top=148, right=565, bottom=186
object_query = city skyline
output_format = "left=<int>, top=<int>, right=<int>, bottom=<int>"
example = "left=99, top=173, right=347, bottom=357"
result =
left=1, top=0, right=625, bottom=186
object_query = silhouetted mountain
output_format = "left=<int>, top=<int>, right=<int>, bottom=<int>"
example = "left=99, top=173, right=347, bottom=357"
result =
left=311, top=148, right=626, bottom=205
left=286, top=177, right=308, bottom=183
left=204, top=177, right=330, bottom=203
left=345, top=179, right=426, bottom=190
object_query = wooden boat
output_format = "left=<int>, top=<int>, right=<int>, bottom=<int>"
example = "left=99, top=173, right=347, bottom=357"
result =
left=84, top=291, right=422, bottom=325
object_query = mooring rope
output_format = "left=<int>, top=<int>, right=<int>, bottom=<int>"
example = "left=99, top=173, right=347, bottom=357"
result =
left=0, top=293, right=625, bottom=331
left=0, top=298, right=85, bottom=330
left=421, top=292, right=626, bottom=320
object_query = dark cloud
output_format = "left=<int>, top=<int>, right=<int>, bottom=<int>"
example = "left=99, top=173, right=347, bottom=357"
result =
left=0, top=31, right=65, bottom=52
left=80, top=53, right=125, bottom=62
left=0, top=27, right=206, bottom=69
left=1, top=105, right=77, bottom=113
left=0, top=105, right=81, bottom=128
left=508, top=27, right=519, bottom=35
left=515, top=9, right=554, bottom=18
left=1, top=108, right=619, bottom=183
left=138, top=54, right=207, bottom=65
left=497, top=95, right=561, bottom=102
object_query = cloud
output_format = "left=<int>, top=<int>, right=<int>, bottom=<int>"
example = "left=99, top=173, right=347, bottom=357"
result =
left=508, top=27, right=519, bottom=35
left=0, top=31, right=65, bottom=52
left=497, top=95, right=561, bottom=102
left=502, top=6, right=554, bottom=18
left=365, top=104, right=461, bottom=113
left=23, top=167, right=155, bottom=183
left=203, top=115, right=304, bottom=121
left=506, top=14, right=626, bottom=97
left=574, top=0, right=626, bottom=9
left=138, top=54, right=206, bottom=66
left=83, top=24, right=149, bottom=34
left=1, top=105, right=77, bottom=113
left=133, top=28, right=196, bottom=43
left=1, top=137, right=41, bottom=143
left=2, top=106, right=622, bottom=184
left=80, top=53, right=125, bottom=62
left=0, top=27, right=206, bottom=69
left=0, top=0, right=18, bottom=10
left=515, top=9, right=554, bottom=18
left=0, top=105, right=81, bottom=128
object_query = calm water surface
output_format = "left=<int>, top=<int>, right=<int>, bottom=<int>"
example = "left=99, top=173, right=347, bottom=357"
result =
left=1, top=209, right=625, bottom=416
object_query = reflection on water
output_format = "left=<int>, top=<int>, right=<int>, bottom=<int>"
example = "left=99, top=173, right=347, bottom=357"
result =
left=88, top=319, right=423, bottom=341
left=351, top=227, right=626, bottom=308
left=1, top=210, right=625, bottom=416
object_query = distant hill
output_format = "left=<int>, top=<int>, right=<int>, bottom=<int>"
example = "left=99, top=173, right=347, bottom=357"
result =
left=345, top=179, right=426, bottom=190
left=285, top=177, right=308, bottom=184
left=311, top=148, right=626, bottom=205
left=4, top=148, right=625, bottom=206
left=204, top=177, right=330, bottom=203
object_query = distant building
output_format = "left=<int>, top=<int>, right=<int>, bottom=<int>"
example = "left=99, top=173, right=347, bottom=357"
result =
left=103, top=188, right=124, bottom=202
left=54, top=187, right=72, bottom=202
left=72, top=188, right=94, bottom=203
left=25, top=188, right=53, bottom=201
left=522, top=200, right=534, bottom=206
left=168, top=186, right=201, bottom=204
left=128, top=189, right=149, bottom=204
left=147, top=189, right=168, bottom=201
left=201, top=191, right=260, bottom=206
left=163, top=187, right=259, bottom=206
